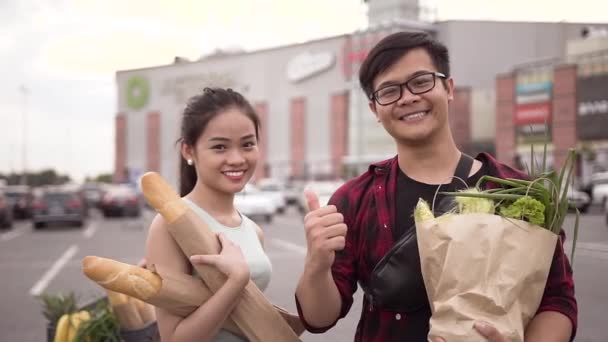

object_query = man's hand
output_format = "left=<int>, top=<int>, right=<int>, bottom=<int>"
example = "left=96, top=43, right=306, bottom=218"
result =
left=302, top=189, right=347, bottom=274
left=431, top=322, right=508, bottom=342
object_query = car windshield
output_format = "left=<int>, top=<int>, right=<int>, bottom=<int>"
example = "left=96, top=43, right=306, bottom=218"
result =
left=239, top=184, right=261, bottom=194
left=44, top=193, right=74, bottom=202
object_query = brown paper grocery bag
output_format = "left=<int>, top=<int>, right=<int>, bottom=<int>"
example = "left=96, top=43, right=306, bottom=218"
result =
left=416, top=213, right=558, bottom=342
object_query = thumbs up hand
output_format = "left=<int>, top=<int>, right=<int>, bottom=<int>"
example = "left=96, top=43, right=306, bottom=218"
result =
left=302, top=189, right=348, bottom=274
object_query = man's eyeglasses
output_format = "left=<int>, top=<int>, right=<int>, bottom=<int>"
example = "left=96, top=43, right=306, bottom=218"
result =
left=371, top=71, right=446, bottom=106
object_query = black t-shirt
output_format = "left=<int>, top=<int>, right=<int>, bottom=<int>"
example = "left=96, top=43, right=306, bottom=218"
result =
left=394, top=161, right=489, bottom=241
left=391, top=160, right=490, bottom=340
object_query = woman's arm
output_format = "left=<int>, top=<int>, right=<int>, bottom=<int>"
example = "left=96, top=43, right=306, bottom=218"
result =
left=145, top=214, right=249, bottom=342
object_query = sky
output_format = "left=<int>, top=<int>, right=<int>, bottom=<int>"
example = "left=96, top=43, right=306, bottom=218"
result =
left=0, top=0, right=606, bottom=182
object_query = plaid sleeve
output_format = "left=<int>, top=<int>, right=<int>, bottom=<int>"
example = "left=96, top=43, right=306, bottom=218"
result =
left=295, top=182, right=360, bottom=333
left=536, top=229, right=578, bottom=340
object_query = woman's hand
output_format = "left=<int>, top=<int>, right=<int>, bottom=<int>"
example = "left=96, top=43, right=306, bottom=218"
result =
left=189, top=233, right=250, bottom=285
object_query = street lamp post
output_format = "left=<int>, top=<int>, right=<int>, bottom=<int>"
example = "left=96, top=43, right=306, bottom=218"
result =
left=19, top=85, right=28, bottom=186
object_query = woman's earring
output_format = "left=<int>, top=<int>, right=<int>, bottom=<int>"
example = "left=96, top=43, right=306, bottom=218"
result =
left=187, top=159, right=193, bottom=166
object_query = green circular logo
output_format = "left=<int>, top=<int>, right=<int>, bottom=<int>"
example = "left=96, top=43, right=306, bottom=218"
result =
left=126, top=76, right=150, bottom=110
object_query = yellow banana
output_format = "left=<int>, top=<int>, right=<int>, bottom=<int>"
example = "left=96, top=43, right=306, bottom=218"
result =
left=78, top=311, right=92, bottom=342
left=66, top=312, right=82, bottom=342
left=53, top=314, right=70, bottom=342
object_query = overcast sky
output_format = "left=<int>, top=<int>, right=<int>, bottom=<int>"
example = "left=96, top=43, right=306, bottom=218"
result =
left=0, top=0, right=605, bottom=182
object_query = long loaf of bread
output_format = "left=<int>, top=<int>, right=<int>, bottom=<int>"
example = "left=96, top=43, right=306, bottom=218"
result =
left=141, top=172, right=301, bottom=341
left=82, top=256, right=305, bottom=337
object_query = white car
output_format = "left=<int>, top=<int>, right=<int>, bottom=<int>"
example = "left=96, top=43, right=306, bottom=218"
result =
left=235, top=184, right=275, bottom=223
left=591, top=183, right=608, bottom=206
left=567, top=188, right=590, bottom=213
left=256, top=179, right=287, bottom=214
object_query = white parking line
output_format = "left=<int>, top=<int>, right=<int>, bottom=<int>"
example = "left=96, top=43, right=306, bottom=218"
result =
left=269, top=238, right=307, bottom=255
left=83, top=222, right=97, bottom=239
left=0, top=227, right=26, bottom=241
left=29, top=245, right=79, bottom=296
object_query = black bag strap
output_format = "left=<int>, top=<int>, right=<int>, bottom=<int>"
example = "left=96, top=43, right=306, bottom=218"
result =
left=451, top=153, right=474, bottom=190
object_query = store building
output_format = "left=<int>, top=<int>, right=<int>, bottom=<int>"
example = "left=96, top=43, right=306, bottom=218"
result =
left=495, top=30, right=608, bottom=184
left=114, top=0, right=608, bottom=188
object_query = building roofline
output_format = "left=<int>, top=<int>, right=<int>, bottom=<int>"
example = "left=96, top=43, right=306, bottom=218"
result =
left=435, top=19, right=608, bottom=25
left=115, top=32, right=350, bottom=75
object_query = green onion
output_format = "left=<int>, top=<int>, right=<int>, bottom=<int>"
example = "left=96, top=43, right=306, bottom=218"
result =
left=438, top=147, right=580, bottom=263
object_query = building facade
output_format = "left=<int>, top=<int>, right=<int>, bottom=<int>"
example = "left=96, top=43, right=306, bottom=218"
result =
left=495, top=33, right=608, bottom=184
left=114, top=1, right=608, bottom=188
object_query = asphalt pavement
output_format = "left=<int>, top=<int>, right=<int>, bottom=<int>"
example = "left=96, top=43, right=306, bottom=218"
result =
left=0, top=206, right=606, bottom=341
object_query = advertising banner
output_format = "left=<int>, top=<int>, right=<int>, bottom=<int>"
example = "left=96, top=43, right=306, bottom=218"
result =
left=577, top=74, right=608, bottom=140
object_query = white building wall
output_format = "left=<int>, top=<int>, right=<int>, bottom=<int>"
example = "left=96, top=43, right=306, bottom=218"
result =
left=116, top=35, right=348, bottom=188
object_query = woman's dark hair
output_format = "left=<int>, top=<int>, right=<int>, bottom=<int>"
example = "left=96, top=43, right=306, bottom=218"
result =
left=178, top=87, right=260, bottom=196
left=359, top=31, right=450, bottom=100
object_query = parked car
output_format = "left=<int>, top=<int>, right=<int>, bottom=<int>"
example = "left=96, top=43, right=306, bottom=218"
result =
left=567, top=188, right=591, bottom=213
left=32, top=188, right=86, bottom=229
left=0, top=189, right=14, bottom=229
left=582, top=172, right=604, bottom=198
left=81, top=182, right=104, bottom=210
left=235, top=184, right=275, bottom=223
left=4, top=185, right=33, bottom=219
left=592, top=183, right=608, bottom=206
left=99, top=184, right=142, bottom=218
left=257, top=179, right=287, bottom=214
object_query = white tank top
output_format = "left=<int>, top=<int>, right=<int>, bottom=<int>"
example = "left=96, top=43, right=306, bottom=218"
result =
left=183, top=198, right=273, bottom=342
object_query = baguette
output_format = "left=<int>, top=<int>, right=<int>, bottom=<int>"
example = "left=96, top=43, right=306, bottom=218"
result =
left=82, top=256, right=305, bottom=336
left=141, top=172, right=301, bottom=341
left=105, top=289, right=146, bottom=330
left=83, top=256, right=162, bottom=300
left=131, top=297, right=156, bottom=324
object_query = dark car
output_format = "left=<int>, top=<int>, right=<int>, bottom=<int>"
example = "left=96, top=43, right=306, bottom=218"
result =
left=32, top=189, right=86, bottom=229
left=81, top=182, right=104, bottom=210
left=99, top=185, right=142, bottom=218
left=4, top=185, right=33, bottom=219
left=0, top=190, right=14, bottom=229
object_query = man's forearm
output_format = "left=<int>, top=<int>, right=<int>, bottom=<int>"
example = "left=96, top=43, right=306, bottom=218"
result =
left=525, top=311, right=573, bottom=342
left=295, top=267, right=342, bottom=328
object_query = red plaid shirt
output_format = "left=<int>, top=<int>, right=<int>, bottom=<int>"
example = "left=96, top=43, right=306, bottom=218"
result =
left=296, top=153, right=577, bottom=341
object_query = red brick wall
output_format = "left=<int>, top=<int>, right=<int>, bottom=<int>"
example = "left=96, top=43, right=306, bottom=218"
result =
left=330, top=92, right=349, bottom=178
left=449, top=87, right=472, bottom=154
left=146, top=112, right=160, bottom=173
left=290, top=98, right=306, bottom=177
left=254, top=102, right=269, bottom=181
left=552, top=65, right=578, bottom=170
left=496, top=73, right=517, bottom=166
left=114, top=114, right=127, bottom=182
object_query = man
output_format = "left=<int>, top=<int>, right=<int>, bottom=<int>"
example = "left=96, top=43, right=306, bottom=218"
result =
left=295, top=31, right=577, bottom=341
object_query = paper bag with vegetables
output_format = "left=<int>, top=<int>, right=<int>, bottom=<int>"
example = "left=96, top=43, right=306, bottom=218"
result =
left=414, top=149, right=579, bottom=342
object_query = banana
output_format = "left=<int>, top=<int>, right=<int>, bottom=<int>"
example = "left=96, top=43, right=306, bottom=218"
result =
left=53, top=314, right=70, bottom=342
left=66, top=312, right=81, bottom=342
left=78, top=311, right=91, bottom=342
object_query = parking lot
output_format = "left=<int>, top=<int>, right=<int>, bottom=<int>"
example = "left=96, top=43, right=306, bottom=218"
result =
left=1, top=203, right=607, bottom=341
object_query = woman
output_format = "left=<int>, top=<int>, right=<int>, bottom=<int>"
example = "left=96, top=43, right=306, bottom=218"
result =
left=145, top=87, right=271, bottom=341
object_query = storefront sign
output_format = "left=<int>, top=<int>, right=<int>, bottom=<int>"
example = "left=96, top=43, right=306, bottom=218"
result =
left=515, top=102, right=551, bottom=126
left=286, top=51, right=335, bottom=83
left=516, top=82, right=552, bottom=94
left=516, top=92, right=551, bottom=105
left=577, top=74, right=608, bottom=140
left=160, top=72, right=238, bottom=104
left=126, top=75, right=150, bottom=110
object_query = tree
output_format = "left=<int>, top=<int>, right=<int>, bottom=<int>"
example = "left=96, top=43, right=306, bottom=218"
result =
left=95, top=173, right=114, bottom=183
